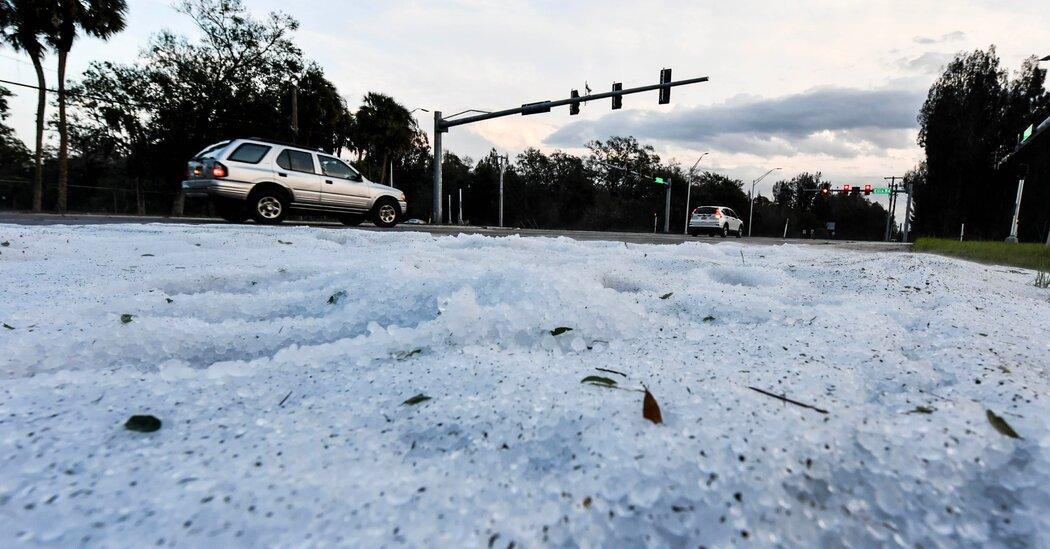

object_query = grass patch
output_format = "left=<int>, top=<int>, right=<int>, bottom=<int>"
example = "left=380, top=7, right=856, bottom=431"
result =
left=914, top=238, right=1050, bottom=272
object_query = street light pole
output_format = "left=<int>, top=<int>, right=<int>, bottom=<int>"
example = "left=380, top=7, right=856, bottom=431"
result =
left=663, top=180, right=672, bottom=233
left=498, top=154, right=508, bottom=228
left=683, top=152, right=708, bottom=234
left=748, top=167, right=781, bottom=237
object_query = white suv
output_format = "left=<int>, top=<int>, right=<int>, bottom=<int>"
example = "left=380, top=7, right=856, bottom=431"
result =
left=688, top=206, right=744, bottom=237
left=182, top=138, right=408, bottom=226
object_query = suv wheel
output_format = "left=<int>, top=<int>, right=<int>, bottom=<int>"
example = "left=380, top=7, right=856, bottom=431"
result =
left=249, top=190, right=287, bottom=224
left=736, top=228, right=743, bottom=238
left=720, top=225, right=729, bottom=238
left=371, top=198, right=400, bottom=228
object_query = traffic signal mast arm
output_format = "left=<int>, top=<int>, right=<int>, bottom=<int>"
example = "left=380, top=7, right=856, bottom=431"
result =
left=438, top=75, right=709, bottom=130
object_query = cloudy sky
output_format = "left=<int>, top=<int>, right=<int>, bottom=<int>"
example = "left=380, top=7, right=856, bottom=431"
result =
left=1, top=0, right=1047, bottom=198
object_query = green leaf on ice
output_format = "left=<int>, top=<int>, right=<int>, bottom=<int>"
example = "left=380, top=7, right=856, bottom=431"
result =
left=581, top=376, right=617, bottom=387
left=403, top=394, right=432, bottom=406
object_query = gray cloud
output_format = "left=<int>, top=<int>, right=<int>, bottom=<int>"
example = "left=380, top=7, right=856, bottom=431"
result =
left=545, top=87, right=925, bottom=158
left=913, top=31, right=966, bottom=45
left=896, top=51, right=955, bottom=74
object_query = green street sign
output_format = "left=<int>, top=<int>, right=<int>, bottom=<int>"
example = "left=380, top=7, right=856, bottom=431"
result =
left=1021, top=124, right=1034, bottom=142
left=654, top=176, right=667, bottom=185
left=873, top=187, right=891, bottom=194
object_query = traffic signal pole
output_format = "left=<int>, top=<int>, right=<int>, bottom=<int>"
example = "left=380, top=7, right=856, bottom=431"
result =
left=432, top=111, right=443, bottom=223
left=431, top=73, right=710, bottom=224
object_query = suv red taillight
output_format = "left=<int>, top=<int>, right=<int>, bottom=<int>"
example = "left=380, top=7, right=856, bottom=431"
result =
left=211, top=162, right=228, bottom=178
left=714, top=210, right=723, bottom=218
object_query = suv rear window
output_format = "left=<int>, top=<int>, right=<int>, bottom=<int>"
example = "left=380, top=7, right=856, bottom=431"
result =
left=697, top=207, right=718, bottom=214
left=277, top=149, right=315, bottom=173
left=227, top=143, right=271, bottom=164
left=193, top=141, right=230, bottom=160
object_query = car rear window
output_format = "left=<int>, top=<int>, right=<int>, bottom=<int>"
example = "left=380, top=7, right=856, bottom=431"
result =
left=277, top=149, right=315, bottom=173
left=697, top=207, right=718, bottom=214
left=227, top=143, right=271, bottom=164
left=193, top=141, right=230, bottom=160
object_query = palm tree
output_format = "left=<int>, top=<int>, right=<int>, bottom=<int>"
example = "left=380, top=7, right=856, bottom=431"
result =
left=353, top=93, right=418, bottom=184
left=48, top=0, right=127, bottom=212
left=0, top=0, right=54, bottom=212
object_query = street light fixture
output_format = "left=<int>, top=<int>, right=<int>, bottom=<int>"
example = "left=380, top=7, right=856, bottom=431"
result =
left=748, top=168, right=781, bottom=237
left=683, top=152, right=709, bottom=234
left=1040, top=55, right=1050, bottom=62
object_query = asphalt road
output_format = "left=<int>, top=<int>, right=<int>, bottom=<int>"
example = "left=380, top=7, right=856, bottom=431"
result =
left=0, top=211, right=912, bottom=251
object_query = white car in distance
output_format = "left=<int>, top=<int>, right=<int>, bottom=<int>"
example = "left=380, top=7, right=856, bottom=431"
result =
left=688, top=206, right=744, bottom=237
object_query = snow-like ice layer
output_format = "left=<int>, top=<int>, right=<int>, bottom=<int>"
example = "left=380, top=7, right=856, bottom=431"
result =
left=0, top=223, right=1048, bottom=547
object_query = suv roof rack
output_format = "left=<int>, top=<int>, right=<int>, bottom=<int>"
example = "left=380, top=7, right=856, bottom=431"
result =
left=244, top=137, right=322, bottom=152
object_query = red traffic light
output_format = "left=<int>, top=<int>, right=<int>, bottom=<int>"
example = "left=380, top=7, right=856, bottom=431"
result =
left=842, top=184, right=852, bottom=193
left=863, top=184, right=872, bottom=195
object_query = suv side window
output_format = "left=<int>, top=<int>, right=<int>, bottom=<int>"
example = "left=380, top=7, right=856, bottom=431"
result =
left=277, top=149, right=316, bottom=174
left=227, top=143, right=271, bottom=164
left=318, top=155, right=360, bottom=180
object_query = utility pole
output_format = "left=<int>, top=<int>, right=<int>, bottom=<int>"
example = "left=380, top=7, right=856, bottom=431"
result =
left=390, top=160, right=395, bottom=188
left=683, top=153, right=708, bottom=234
left=883, top=176, right=901, bottom=241
left=458, top=188, right=464, bottom=225
left=290, top=84, right=299, bottom=145
left=498, top=154, right=508, bottom=228
left=902, top=181, right=913, bottom=242
left=431, top=72, right=710, bottom=224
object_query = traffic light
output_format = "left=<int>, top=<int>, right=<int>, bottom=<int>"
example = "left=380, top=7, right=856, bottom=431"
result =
left=850, top=186, right=861, bottom=195
left=659, top=68, right=672, bottom=104
left=842, top=184, right=851, bottom=194
left=863, top=184, right=872, bottom=196
left=820, top=184, right=830, bottom=196
left=570, top=90, right=580, bottom=115
left=612, top=83, right=622, bottom=110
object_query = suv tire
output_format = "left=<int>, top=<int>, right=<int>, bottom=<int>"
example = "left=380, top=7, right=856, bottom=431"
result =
left=248, top=189, right=288, bottom=225
left=371, top=198, right=400, bottom=228
left=720, top=225, right=729, bottom=238
left=736, top=228, right=743, bottom=238
left=213, top=198, right=248, bottom=223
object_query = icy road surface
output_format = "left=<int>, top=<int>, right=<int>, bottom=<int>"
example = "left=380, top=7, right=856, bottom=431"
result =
left=0, top=223, right=1047, bottom=547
